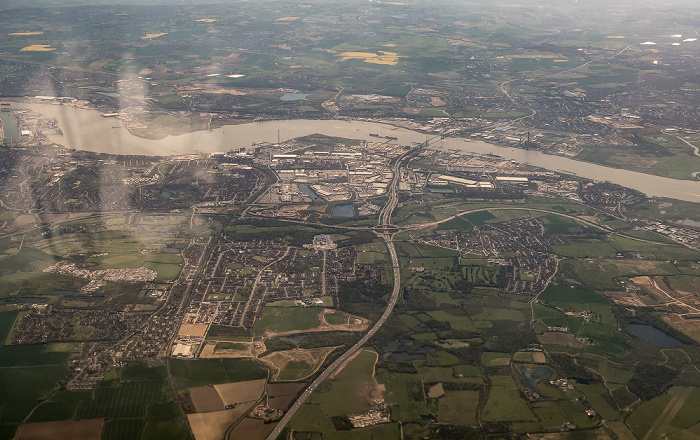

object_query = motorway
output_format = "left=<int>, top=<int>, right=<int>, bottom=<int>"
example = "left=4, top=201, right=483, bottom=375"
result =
left=265, top=145, right=412, bottom=440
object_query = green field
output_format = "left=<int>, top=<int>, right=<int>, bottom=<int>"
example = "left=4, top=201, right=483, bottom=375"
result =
left=481, top=375, right=537, bottom=422
left=463, top=210, right=497, bottom=225
left=76, top=380, right=169, bottom=419
left=289, top=350, right=404, bottom=438
left=561, top=259, right=679, bottom=291
left=309, top=349, right=377, bottom=416
left=574, top=383, right=623, bottom=420
left=544, top=214, right=583, bottom=233
left=667, top=275, right=700, bottom=293
left=438, top=390, right=479, bottom=425
left=472, top=307, right=526, bottom=321
left=21, top=362, right=189, bottom=440
left=0, top=311, right=18, bottom=342
left=427, top=310, right=474, bottom=331
left=376, top=371, right=429, bottom=423
left=626, top=387, right=700, bottom=440
left=102, top=419, right=147, bottom=440
left=121, top=362, right=168, bottom=382
left=252, top=306, right=322, bottom=334
left=436, top=215, right=474, bottom=231
left=0, top=366, right=70, bottom=427
left=551, top=240, right=617, bottom=258
left=539, top=285, right=612, bottom=305
left=356, top=251, right=387, bottom=264
left=0, top=344, right=70, bottom=367
left=481, top=352, right=511, bottom=367
left=169, top=358, right=267, bottom=390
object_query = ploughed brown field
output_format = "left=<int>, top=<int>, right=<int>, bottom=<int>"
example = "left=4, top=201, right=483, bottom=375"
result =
left=17, top=419, right=103, bottom=440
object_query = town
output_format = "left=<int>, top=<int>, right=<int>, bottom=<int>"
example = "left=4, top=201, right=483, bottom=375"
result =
left=1, top=0, right=700, bottom=439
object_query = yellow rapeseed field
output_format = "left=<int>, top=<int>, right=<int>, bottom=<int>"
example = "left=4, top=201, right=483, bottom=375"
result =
left=339, top=51, right=400, bottom=66
left=141, top=33, right=167, bottom=39
left=20, top=44, right=55, bottom=51
left=9, top=31, right=44, bottom=36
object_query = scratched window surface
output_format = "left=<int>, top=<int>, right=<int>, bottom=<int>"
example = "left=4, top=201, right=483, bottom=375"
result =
left=1, top=1, right=700, bottom=439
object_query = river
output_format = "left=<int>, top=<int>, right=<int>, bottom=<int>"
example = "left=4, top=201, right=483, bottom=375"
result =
left=1, top=100, right=699, bottom=202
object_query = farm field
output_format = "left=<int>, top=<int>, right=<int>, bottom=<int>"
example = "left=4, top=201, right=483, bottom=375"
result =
left=213, top=379, right=266, bottom=407
left=253, top=307, right=323, bottom=335
left=189, top=386, right=225, bottom=413
left=187, top=407, right=251, bottom=440
left=267, top=383, right=305, bottom=411
left=6, top=361, right=188, bottom=440
left=307, top=350, right=379, bottom=416
left=626, top=387, right=700, bottom=440
left=170, top=358, right=267, bottom=390
left=481, top=375, right=537, bottom=423
left=16, top=419, right=103, bottom=440
left=437, top=390, right=480, bottom=425
left=227, top=417, right=278, bottom=440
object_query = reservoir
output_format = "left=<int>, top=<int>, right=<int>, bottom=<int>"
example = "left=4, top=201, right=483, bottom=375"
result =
left=1, top=100, right=699, bottom=202
left=280, top=92, right=311, bottom=101
left=627, top=324, right=683, bottom=348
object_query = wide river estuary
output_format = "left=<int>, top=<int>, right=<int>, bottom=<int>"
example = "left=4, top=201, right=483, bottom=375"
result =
left=2, top=101, right=700, bottom=202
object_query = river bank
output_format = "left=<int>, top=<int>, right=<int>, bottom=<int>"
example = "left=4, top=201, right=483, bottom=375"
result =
left=1, top=100, right=699, bottom=203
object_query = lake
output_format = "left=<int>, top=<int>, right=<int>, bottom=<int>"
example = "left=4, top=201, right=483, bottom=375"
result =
left=280, top=92, right=311, bottom=101
left=1, top=100, right=700, bottom=202
left=627, top=324, right=683, bottom=348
